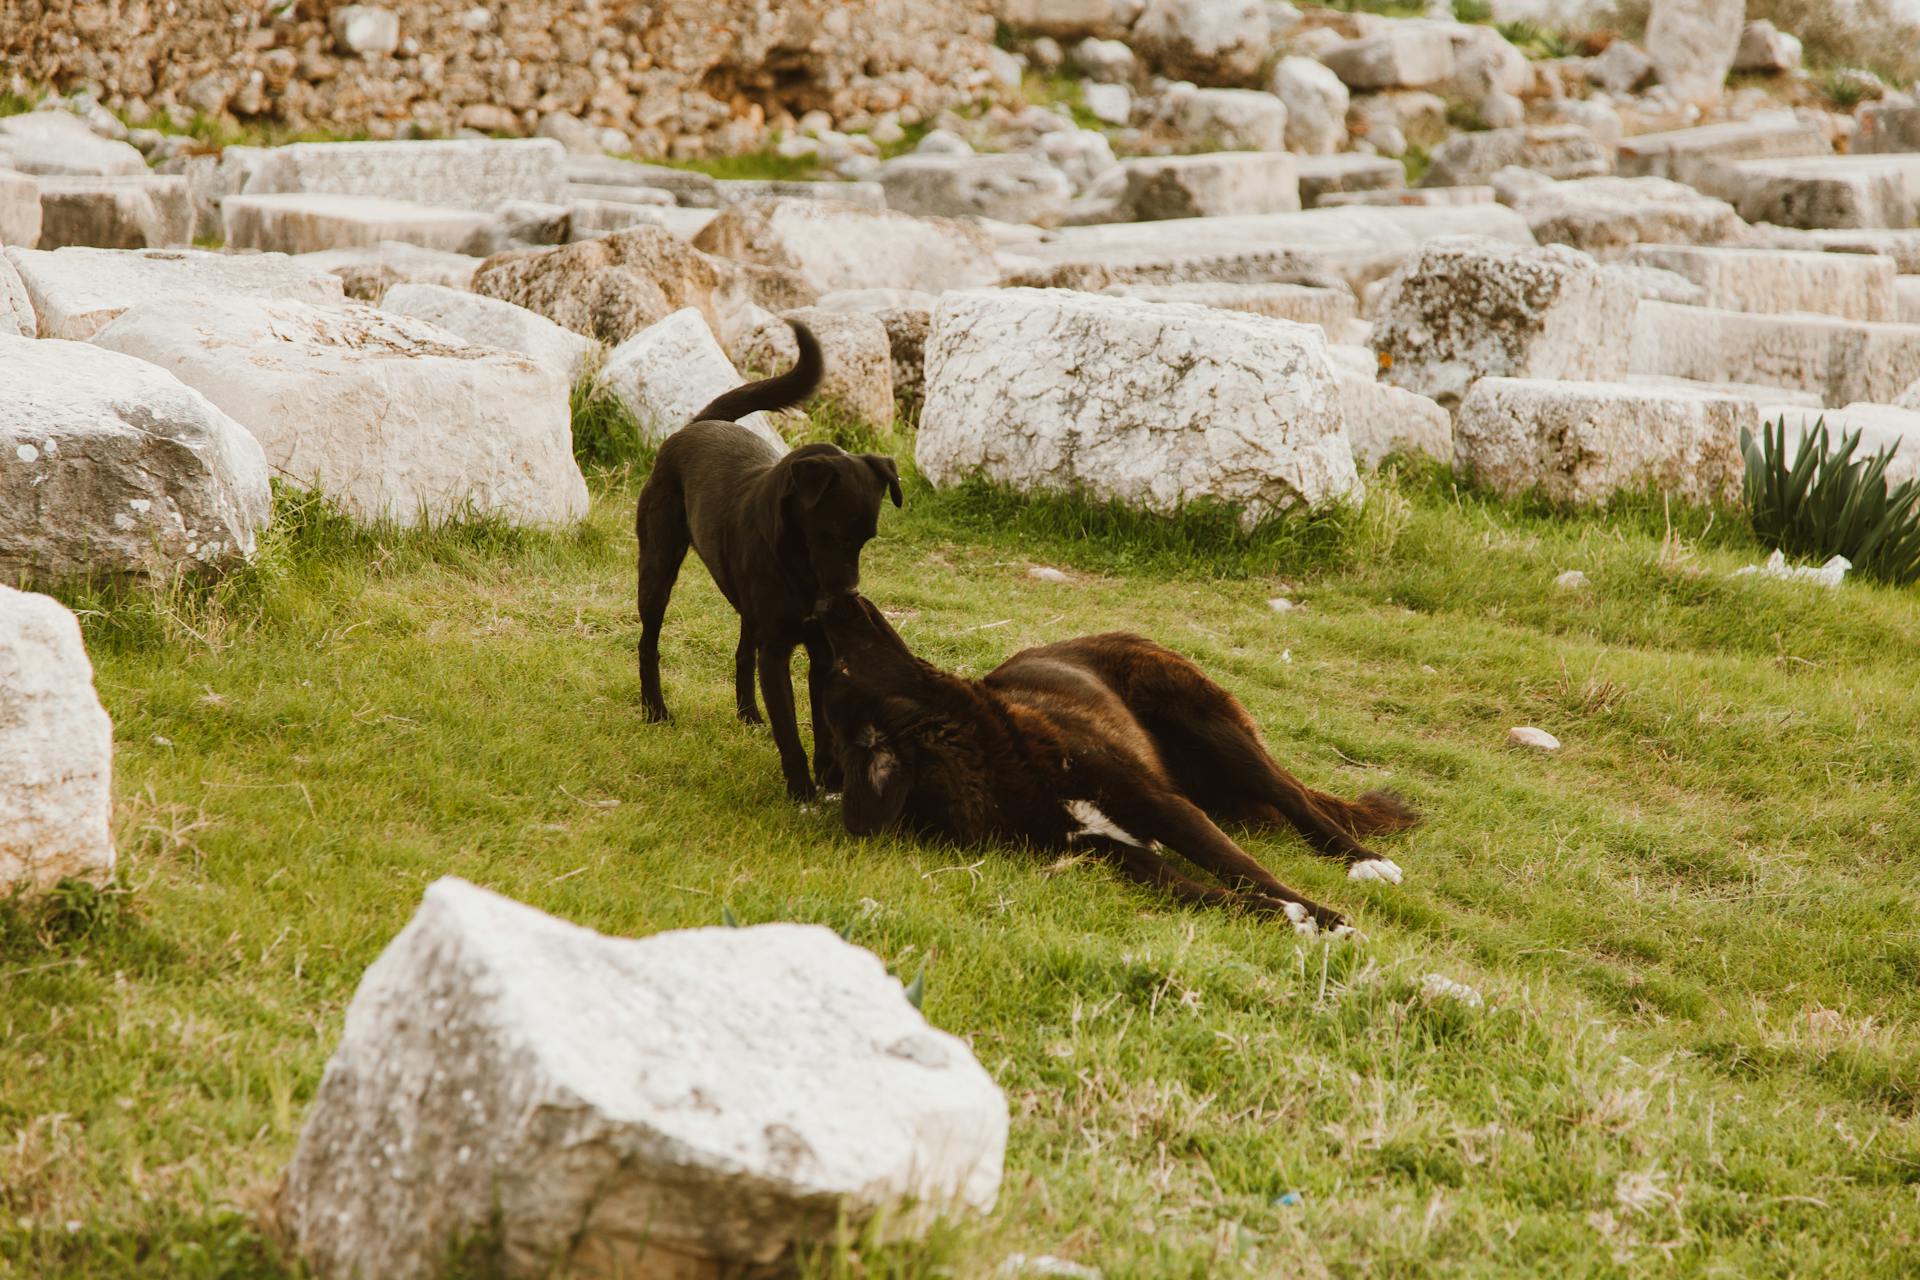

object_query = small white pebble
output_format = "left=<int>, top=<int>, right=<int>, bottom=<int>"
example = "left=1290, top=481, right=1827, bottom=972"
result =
left=1280, top=648, right=1292, bottom=663
left=1421, top=663, right=1438, bottom=675
left=1348, top=857, right=1403, bottom=885
left=1267, top=597, right=1295, bottom=613
left=1420, top=973, right=1484, bottom=1007
left=1508, top=726, right=1560, bottom=751
left=151, top=734, right=173, bottom=747
left=1027, top=566, right=1070, bottom=583
left=1555, top=569, right=1590, bottom=591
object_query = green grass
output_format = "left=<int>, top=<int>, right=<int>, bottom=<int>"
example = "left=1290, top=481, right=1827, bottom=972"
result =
left=652, top=147, right=825, bottom=182
left=4, top=422, right=1920, bottom=1277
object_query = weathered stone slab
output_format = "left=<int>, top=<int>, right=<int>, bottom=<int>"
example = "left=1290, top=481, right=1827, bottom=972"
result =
left=224, top=193, right=492, bottom=255
left=1294, top=153, right=1405, bottom=207
left=1502, top=175, right=1746, bottom=257
left=1098, top=280, right=1357, bottom=336
left=1630, top=300, right=1920, bottom=406
left=37, top=176, right=193, bottom=249
left=1855, top=102, right=1920, bottom=156
left=1321, top=26, right=1455, bottom=90
left=1115, top=153, right=1299, bottom=221
left=1418, top=125, right=1610, bottom=189
left=0, top=112, right=146, bottom=178
left=1614, top=116, right=1829, bottom=181
left=1624, top=244, right=1896, bottom=321
left=693, top=198, right=998, bottom=296
left=1644, top=0, right=1743, bottom=103
left=380, top=282, right=601, bottom=385
left=295, top=242, right=483, bottom=299
left=0, top=169, right=41, bottom=248
left=6, top=245, right=346, bottom=340
left=241, top=138, right=568, bottom=211
left=1455, top=376, right=1751, bottom=503
left=281, top=877, right=1007, bottom=1280
left=878, top=155, right=1072, bottom=226
left=597, top=308, right=785, bottom=450
left=1696, top=155, right=1920, bottom=230
left=737, top=307, right=895, bottom=431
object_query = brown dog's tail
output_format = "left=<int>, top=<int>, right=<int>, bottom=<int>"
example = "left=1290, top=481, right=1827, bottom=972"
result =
left=1332, top=788, right=1423, bottom=837
left=689, top=319, right=823, bottom=424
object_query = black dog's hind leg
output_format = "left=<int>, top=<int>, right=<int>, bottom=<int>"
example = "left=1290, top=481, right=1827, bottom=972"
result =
left=734, top=619, right=762, bottom=725
left=635, top=485, right=690, bottom=723
left=758, top=640, right=817, bottom=802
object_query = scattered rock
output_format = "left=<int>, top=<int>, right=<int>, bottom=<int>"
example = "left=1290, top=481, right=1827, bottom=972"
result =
left=1081, top=81, right=1134, bottom=127
left=0, top=585, right=115, bottom=895
left=1454, top=377, right=1751, bottom=505
left=1321, top=26, right=1455, bottom=91
left=1418, top=125, right=1610, bottom=189
left=5, top=245, right=346, bottom=340
left=241, top=139, right=568, bottom=211
left=0, top=335, right=270, bottom=582
left=1733, top=19, right=1800, bottom=73
left=1587, top=40, right=1655, bottom=94
left=918, top=288, right=1357, bottom=523
left=91, top=297, right=586, bottom=528
left=878, top=155, right=1073, bottom=226
left=1270, top=57, right=1349, bottom=155
left=598, top=308, right=786, bottom=449
left=1554, top=569, right=1590, bottom=590
left=1507, top=726, right=1560, bottom=750
left=1370, top=237, right=1638, bottom=409
left=1419, top=973, right=1485, bottom=1005
left=0, top=113, right=147, bottom=178
left=1029, top=565, right=1072, bottom=582
left=1072, top=36, right=1138, bottom=82
left=736, top=307, right=895, bottom=431
left=694, top=198, right=997, bottom=296
left=296, top=241, right=482, bottom=299
left=1115, top=153, right=1299, bottom=220
left=379, top=282, right=602, bottom=384
left=1855, top=103, right=1920, bottom=156
left=280, top=877, right=1007, bottom=1280
left=1131, top=0, right=1274, bottom=85
left=1644, top=0, right=1743, bottom=103
left=1623, top=244, right=1895, bottom=321
left=1732, top=549, right=1850, bottom=587
left=329, top=5, right=400, bottom=57
left=37, top=176, right=193, bottom=250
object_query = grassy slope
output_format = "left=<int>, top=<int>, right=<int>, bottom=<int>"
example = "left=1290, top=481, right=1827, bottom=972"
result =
left=2, top=429, right=1918, bottom=1278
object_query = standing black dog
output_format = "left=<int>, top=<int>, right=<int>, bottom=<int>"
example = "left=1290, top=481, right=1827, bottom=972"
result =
left=635, top=320, right=903, bottom=800
left=816, top=593, right=1418, bottom=933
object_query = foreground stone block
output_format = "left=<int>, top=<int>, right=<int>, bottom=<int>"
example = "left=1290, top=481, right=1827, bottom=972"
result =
left=241, top=138, right=567, bottom=210
left=0, top=112, right=146, bottom=178
left=1116, top=153, right=1299, bottom=221
left=1456, top=377, right=1751, bottom=504
left=474, top=224, right=811, bottom=347
left=380, top=283, right=601, bottom=385
left=694, top=198, right=998, bottom=296
left=878, top=155, right=1072, bottom=226
left=224, top=193, right=492, bottom=255
left=1371, top=237, right=1637, bottom=408
left=918, top=288, right=1357, bottom=521
left=92, top=298, right=587, bottom=527
left=1624, top=244, right=1896, bottom=321
left=1502, top=175, right=1746, bottom=257
left=597, top=308, right=786, bottom=450
left=0, top=169, right=41, bottom=248
left=735, top=306, right=895, bottom=431
left=0, top=586, right=114, bottom=894
left=1614, top=115, right=1829, bottom=181
left=1418, top=125, right=1610, bottom=189
left=1630, top=301, right=1920, bottom=406
left=37, top=176, right=192, bottom=249
left=6, top=246, right=345, bottom=340
left=1, top=336, right=270, bottom=582
left=281, top=878, right=1007, bottom=1280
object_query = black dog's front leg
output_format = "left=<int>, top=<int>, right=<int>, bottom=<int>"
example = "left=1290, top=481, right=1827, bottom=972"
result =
left=758, top=642, right=817, bottom=801
left=803, top=629, right=843, bottom=792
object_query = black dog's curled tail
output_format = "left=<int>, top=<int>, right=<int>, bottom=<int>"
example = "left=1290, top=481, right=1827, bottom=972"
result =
left=688, top=319, right=824, bottom=425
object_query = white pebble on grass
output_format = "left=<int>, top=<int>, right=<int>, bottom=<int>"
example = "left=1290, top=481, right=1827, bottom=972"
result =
left=1267, top=597, right=1295, bottom=612
left=1420, top=973, right=1484, bottom=1007
left=1555, top=569, right=1590, bottom=590
left=1028, top=566, right=1070, bottom=583
left=1508, top=725, right=1560, bottom=751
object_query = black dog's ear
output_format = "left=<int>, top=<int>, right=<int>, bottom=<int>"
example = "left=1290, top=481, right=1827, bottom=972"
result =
left=840, top=729, right=913, bottom=836
left=863, top=455, right=903, bottom=508
left=786, top=455, right=837, bottom=508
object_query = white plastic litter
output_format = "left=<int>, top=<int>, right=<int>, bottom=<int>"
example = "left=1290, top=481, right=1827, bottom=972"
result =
left=1732, top=550, right=1850, bottom=587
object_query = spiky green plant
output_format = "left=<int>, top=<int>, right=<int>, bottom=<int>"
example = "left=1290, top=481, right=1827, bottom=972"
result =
left=1742, top=416, right=1920, bottom=586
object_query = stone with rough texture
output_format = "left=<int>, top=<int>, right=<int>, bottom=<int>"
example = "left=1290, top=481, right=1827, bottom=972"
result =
left=1320, top=186, right=1494, bottom=209
left=1795, top=230, right=1920, bottom=275
left=878, top=155, right=1072, bottom=226
left=1321, top=27, right=1454, bottom=90
left=694, top=199, right=997, bottom=297
left=737, top=307, right=895, bottom=431
left=1623, top=245, right=1896, bottom=321
left=598, top=308, right=786, bottom=449
left=1371, top=237, right=1638, bottom=408
left=1615, top=116, right=1830, bottom=181
left=1295, top=153, right=1405, bottom=208
left=1336, top=374, right=1452, bottom=468
left=91, top=297, right=586, bottom=528
left=0, top=586, right=114, bottom=894
left=1, top=169, right=41, bottom=249
left=281, top=877, right=1006, bottom=1280
left=918, top=288, right=1357, bottom=521
left=1508, top=725, right=1560, bottom=750
left=1502, top=175, right=1746, bottom=257
left=1628, top=374, right=1821, bottom=408
left=0, top=258, right=29, bottom=337
left=1644, top=0, right=1743, bottom=103
left=1899, top=277, right=1920, bottom=325
left=1169, top=88, right=1288, bottom=152
left=1733, top=20, right=1800, bottom=73
left=329, top=5, right=399, bottom=56
left=1270, top=57, right=1348, bottom=155
left=1455, top=377, right=1751, bottom=504
left=1099, top=281, right=1356, bottom=336
left=994, top=0, right=1145, bottom=38
left=1588, top=40, right=1655, bottom=94
left=6, top=246, right=346, bottom=340
left=380, top=283, right=602, bottom=385
left=224, top=193, right=491, bottom=255
left=1418, top=126, right=1610, bottom=189
left=1131, top=0, right=1273, bottom=85
left=0, top=335, right=270, bottom=582
left=1606, top=264, right=1706, bottom=306
left=1698, top=156, right=1920, bottom=230
left=296, top=242, right=483, bottom=300
left=37, top=176, right=192, bottom=250
left=1855, top=103, right=1920, bottom=156
left=1116, top=153, right=1299, bottom=221
left=1630, top=301, right=1920, bottom=407
left=0, top=113, right=145, bottom=178
left=1434, top=23, right=1532, bottom=102
left=474, top=224, right=812, bottom=348
left=241, top=139, right=567, bottom=212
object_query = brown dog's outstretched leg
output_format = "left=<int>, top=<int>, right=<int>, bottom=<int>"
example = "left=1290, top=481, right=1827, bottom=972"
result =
left=1086, top=832, right=1346, bottom=934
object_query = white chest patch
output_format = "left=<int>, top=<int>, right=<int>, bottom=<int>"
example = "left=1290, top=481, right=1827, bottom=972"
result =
left=1064, top=800, right=1143, bottom=848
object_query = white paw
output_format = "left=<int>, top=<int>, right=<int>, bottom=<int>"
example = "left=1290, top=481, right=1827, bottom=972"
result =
left=1330, top=923, right=1358, bottom=940
left=822, top=792, right=843, bottom=803
left=1282, top=901, right=1319, bottom=936
left=1348, top=857, right=1404, bottom=885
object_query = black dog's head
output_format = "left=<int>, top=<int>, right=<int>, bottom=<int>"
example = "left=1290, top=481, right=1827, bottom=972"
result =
left=776, top=443, right=902, bottom=606
left=817, top=592, right=928, bottom=835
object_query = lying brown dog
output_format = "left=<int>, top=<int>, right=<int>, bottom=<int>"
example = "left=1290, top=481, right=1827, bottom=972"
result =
left=816, top=593, right=1417, bottom=933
